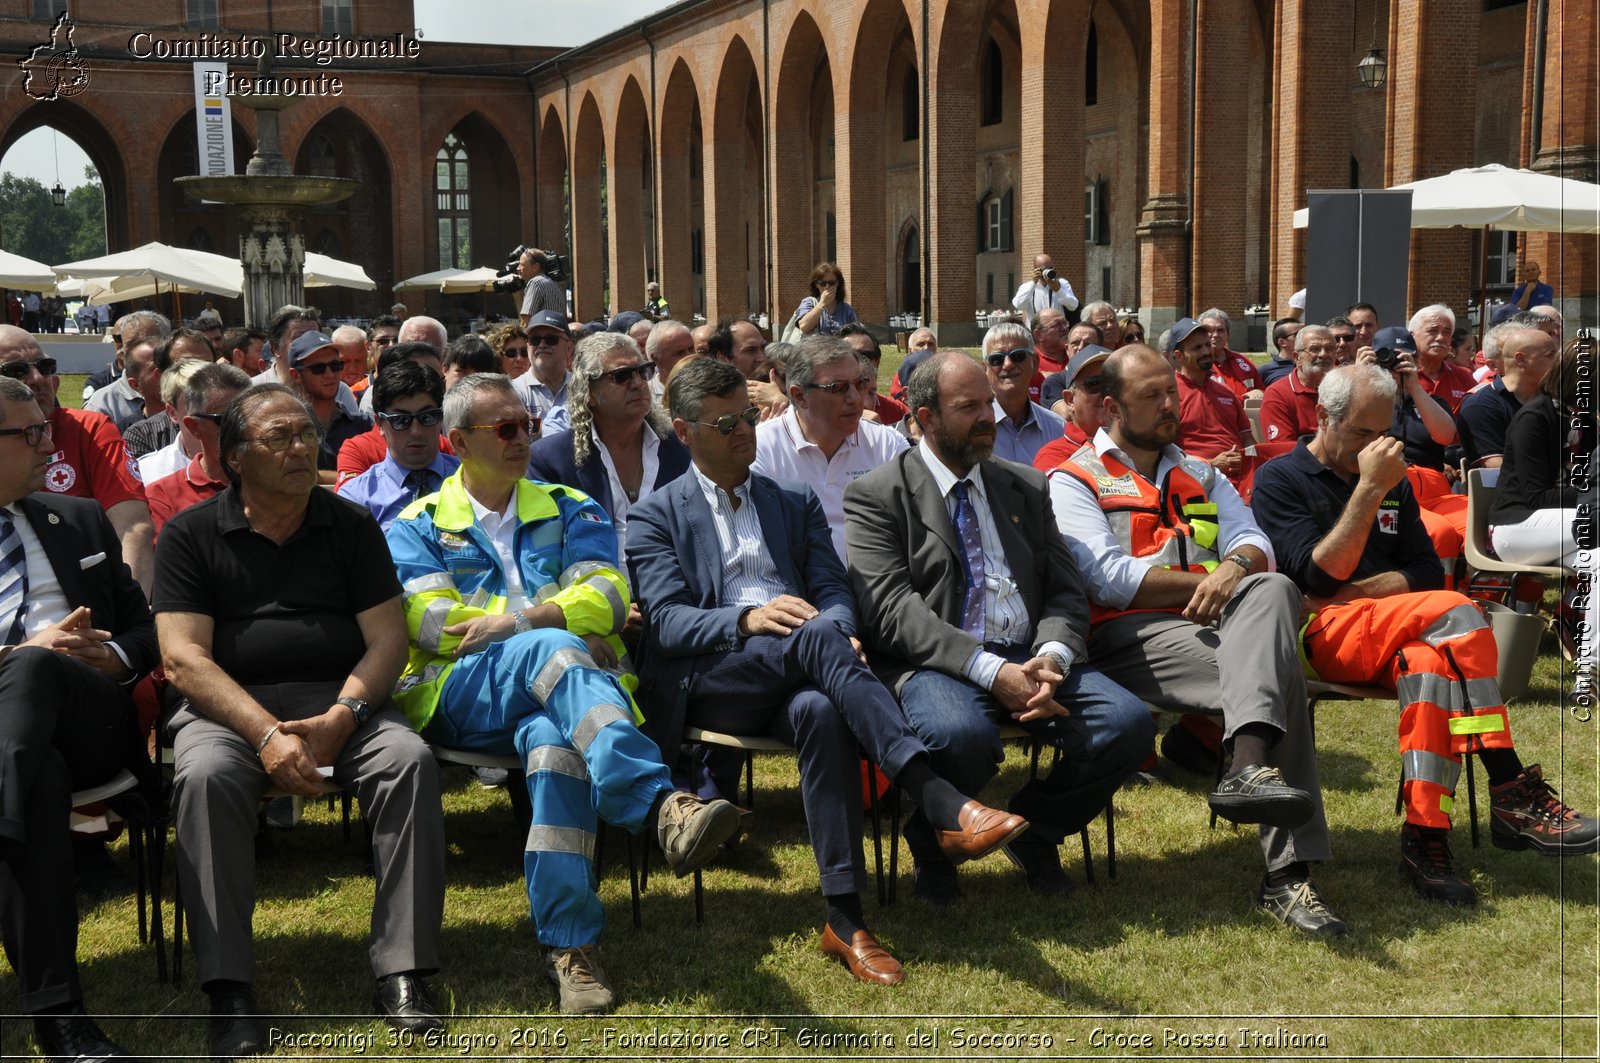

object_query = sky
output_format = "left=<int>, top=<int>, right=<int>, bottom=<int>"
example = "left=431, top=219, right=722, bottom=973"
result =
left=1, top=1, right=671, bottom=195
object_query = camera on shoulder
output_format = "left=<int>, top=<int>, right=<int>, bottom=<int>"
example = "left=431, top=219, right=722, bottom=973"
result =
left=493, top=243, right=570, bottom=293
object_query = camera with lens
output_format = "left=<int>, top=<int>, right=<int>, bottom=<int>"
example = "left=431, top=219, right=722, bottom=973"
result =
left=1373, top=346, right=1398, bottom=371
left=492, top=244, right=570, bottom=293
left=1040, top=267, right=1057, bottom=281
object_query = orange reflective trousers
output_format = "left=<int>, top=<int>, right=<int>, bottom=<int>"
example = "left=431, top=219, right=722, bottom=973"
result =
left=1408, top=467, right=1466, bottom=589
left=1303, top=592, right=1513, bottom=828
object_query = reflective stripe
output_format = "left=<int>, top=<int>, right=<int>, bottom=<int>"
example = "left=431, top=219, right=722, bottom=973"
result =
left=533, top=583, right=561, bottom=604
left=529, top=646, right=597, bottom=704
left=524, top=744, right=588, bottom=781
left=559, top=561, right=611, bottom=589
left=615, top=652, right=636, bottom=676
left=1449, top=715, right=1506, bottom=735
left=1395, top=673, right=1502, bottom=712
left=417, top=598, right=455, bottom=652
left=525, top=824, right=595, bottom=860
left=571, top=702, right=631, bottom=755
left=1402, top=749, right=1461, bottom=792
left=1439, top=794, right=1454, bottom=814
left=404, top=572, right=456, bottom=596
left=1420, top=603, right=1488, bottom=646
left=583, top=574, right=627, bottom=630
left=1105, top=511, right=1134, bottom=554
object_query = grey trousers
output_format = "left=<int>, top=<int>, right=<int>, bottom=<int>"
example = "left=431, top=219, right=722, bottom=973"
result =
left=171, top=680, right=446, bottom=987
left=1088, top=572, right=1331, bottom=871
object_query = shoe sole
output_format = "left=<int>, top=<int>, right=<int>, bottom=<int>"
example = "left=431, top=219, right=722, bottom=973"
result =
left=666, top=800, right=743, bottom=877
left=1207, top=791, right=1315, bottom=829
left=950, top=819, right=1030, bottom=864
left=1491, top=825, right=1600, bottom=857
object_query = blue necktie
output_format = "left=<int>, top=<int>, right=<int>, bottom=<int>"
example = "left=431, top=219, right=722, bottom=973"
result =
left=951, top=480, right=986, bottom=640
left=403, top=468, right=439, bottom=503
left=0, top=511, right=29, bottom=645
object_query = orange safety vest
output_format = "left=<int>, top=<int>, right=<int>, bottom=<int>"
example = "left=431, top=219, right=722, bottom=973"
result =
left=1056, top=444, right=1223, bottom=626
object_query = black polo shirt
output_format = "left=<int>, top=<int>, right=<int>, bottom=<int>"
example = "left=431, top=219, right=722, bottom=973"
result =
left=1456, top=377, right=1522, bottom=468
left=1252, top=439, right=1444, bottom=599
left=1392, top=392, right=1455, bottom=472
left=321, top=406, right=374, bottom=472
left=152, top=483, right=401, bottom=685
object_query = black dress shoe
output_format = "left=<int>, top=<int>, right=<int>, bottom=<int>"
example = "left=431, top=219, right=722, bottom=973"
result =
left=33, top=1006, right=142, bottom=1062
left=374, top=972, right=445, bottom=1034
left=1002, top=833, right=1073, bottom=896
left=910, top=863, right=964, bottom=906
left=207, top=985, right=266, bottom=1060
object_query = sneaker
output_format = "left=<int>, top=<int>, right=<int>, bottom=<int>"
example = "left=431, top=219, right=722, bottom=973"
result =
left=654, top=790, right=741, bottom=877
left=545, top=945, right=615, bottom=1015
left=1399, top=822, right=1476, bottom=906
left=1001, top=833, right=1072, bottom=896
left=1256, top=876, right=1350, bottom=938
left=1161, top=718, right=1222, bottom=775
left=472, top=765, right=509, bottom=789
left=1208, top=764, right=1314, bottom=828
left=1489, top=764, right=1600, bottom=856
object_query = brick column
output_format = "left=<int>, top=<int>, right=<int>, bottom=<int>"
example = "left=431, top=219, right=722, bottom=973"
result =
left=927, top=11, right=980, bottom=344
left=1190, top=0, right=1254, bottom=319
left=771, top=28, right=826, bottom=329
left=655, top=74, right=697, bottom=323
left=705, top=53, right=760, bottom=323
left=1137, top=0, right=1191, bottom=333
left=608, top=93, right=649, bottom=324
left=570, top=98, right=606, bottom=322
left=1017, top=0, right=1087, bottom=300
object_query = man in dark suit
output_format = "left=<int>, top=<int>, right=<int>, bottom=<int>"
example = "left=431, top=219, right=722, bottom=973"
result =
left=627, top=358, right=1026, bottom=987
left=0, top=377, right=152, bottom=1061
left=844, top=351, right=1153, bottom=902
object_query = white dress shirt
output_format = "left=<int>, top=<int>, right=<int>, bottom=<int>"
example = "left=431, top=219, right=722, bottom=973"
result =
left=468, top=492, right=531, bottom=612
left=1010, top=276, right=1080, bottom=324
left=1, top=503, right=132, bottom=672
left=594, top=428, right=660, bottom=559
left=1049, top=427, right=1274, bottom=610
left=691, top=464, right=788, bottom=610
left=753, top=408, right=907, bottom=562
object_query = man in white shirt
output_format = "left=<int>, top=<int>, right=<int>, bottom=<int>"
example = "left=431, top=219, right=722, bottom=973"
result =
left=753, top=335, right=906, bottom=561
left=513, top=311, right=574, bottom=424
left=1010, top=253, right=1079, bottom=326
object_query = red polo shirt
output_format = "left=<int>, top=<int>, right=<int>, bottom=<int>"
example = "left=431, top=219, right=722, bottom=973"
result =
left=1418, top=360, right=1476, bottom=414
left=1031, top=420, right=1092, bottom=473
left=1211, top=349, right=1264, bottom=397
left=43, top=406, right=144, bottom=510
left=1257, top=370, right=1319, bottom=444
left=1177, top=371, right=1252, bottom=461
left=1036, top=346, right=1067, bottom=376
left=145, top=455, right=227, bottom=540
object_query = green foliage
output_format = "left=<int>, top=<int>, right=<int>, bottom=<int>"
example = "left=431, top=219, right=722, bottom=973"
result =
left=0, top=168, right=105, bottom=265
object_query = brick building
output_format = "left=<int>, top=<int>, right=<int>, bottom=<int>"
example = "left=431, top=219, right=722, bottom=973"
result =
left=2, top=1, right=1593, bottom=341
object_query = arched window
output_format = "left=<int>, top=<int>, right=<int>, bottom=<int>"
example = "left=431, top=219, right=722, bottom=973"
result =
left=436, top=132, right=471, bottom=269
left=902, top=67, right=919, bottom=141
left=900, top=223, right=920, bottom=313
left=981, top=39, right=1003, bottom=125
left=307, top=135, right=337, bottom=178
left=977, top=189, right=1012, bottom=252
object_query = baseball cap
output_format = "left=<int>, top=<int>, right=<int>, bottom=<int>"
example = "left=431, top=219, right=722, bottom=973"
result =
left=526, top=310, right=571, bottom=337
left=1166, top=317, right=1204, bottom=353
left=1064, top=344, right=1112, bottom=387
left=286, top=330, right=337, bottom=367
left=608, top=310, right=645, bottom=334
left=1373, top=326, right=1416, bottom=353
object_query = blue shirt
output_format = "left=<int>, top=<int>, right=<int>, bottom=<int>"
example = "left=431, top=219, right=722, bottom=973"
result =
left=991, top=399, right=1065, bottom=466
left=1456, top=377, right=1522, bottom=467
left=338, top=451, right=461, bottom=532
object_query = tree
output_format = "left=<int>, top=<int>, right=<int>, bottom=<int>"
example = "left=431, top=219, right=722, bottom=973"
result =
left=0, top=167, right=105, bottom=264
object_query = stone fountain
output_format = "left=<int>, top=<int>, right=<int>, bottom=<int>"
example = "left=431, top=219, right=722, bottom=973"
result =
left=176, top=51, right=357, bottom=328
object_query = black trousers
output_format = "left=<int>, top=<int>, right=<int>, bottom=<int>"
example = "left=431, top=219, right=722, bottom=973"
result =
left=0, top=647, right=142, bottom=1012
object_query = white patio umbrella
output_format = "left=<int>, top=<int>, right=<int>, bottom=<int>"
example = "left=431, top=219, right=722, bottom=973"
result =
left=0, top=249, right=56, bottom=290
left=304, top=252, right=376, bottom=291
left=1292, top=163, right=1600, bottom=232
left=437, top=266, right=503, bottom=293
left=54, top=241, right=242, bottom=310
left=392, top=267, right=470, bottom=293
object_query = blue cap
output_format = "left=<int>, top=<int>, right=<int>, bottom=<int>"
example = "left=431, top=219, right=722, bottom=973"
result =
left=1064, top=344, right=1113, bottom=387
left=1373, top=325, right=1416, bottom=353
left=286, top=330, right=337, bottom=367
left=526, top=310, right=570, bottom=338
left=1167, top=317, right=1204, bottom=353
left=608, top=310, right=645, bottom=334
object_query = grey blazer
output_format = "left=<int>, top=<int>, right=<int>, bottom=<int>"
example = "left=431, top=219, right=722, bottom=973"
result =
left=843, top=447, right=1090, bottom=693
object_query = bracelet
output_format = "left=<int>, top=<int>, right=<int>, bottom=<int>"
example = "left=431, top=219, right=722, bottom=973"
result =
left=255, top=723, right=280, bottom=756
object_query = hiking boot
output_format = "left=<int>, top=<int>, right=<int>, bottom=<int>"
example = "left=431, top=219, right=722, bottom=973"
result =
left=654, top=790, right=741, bottom=876
left=546, top=945, right=615, bottom=1015
left=1208, top=764, right=1314, bottom=828
left=1399, top=822, right=1476, bottom=906
left=1001, top=832, right=1073, bottom=896
left=1256, top=876, right=1350, bottom=938
left=1490, top=764, right=1600, bottom=856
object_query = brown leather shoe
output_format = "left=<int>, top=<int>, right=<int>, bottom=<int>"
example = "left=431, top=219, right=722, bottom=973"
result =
left=819, top=924, right=905, bottom=986
left=935, top=800, right=1029, bottom=863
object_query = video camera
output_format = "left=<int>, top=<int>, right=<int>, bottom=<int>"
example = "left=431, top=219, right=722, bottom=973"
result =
left=492, top=243, right=569, bottom=294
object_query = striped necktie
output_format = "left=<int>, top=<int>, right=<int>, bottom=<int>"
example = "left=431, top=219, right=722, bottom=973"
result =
left=0, top=510, right=29, bottom=645
left=403, top=468, right=439, bottom=503
left=951, top=480, right=986, bottom=640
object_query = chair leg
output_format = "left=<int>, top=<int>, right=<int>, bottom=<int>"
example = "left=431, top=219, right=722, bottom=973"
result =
left=172, top=850, right=185, bottom=987
left=130, top=816, right=147, bottom=945
left=743, top=752, right=755, bottom=809
left=639, top=834, right=651, bottom=893
left=150, top=818, right=168, bottom=984
left=1464, top=754, right=1480, bottom=849
left=693, top=868, right=704, bottom=925
left=867, top=772, right=885, bottom=907
left=625, top=832, right=642, bottom=930
left=887, top=787, right=900, bottom=905
left=341, top=791, right=353, bottom=844
left=1104, top=801, right=1117, bottom=881
left=1079, top=827, right=1094, bottom=884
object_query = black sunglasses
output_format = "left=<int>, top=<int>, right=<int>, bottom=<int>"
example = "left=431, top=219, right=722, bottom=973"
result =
left=693, top=406, right=761, bottom=435
left=378, top=407, right=445, bottom=432
left=296, top=359, right=345, bottom=376
left=465, top=417, right=537, bottom=441
left=593, top=362, right=657, bottom=387
left=985, top=348, right=1032, bottom=368
left=0, top=358, right=57, bottom=379
left=1074, top=374, right=1103, bottom=395
left=189, top=412, right=225, bottom=425
left=0, top=421, right=51, bottom=446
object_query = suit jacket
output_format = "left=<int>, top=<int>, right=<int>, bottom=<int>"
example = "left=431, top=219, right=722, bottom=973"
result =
left=625, top=468, right=856, bottom=760
left=525, top=425, right=690, bottom=519
left=14, top=492, right=157, bottom=677
left=843, top=448, right=1090, bottom=692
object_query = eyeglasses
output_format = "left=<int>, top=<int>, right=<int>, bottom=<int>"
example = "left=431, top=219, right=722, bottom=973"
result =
left=0, top=357, right=58, bottom=379
left=1074, top=375, right=1103, bottom=396
left=295, top=359, right=345, bottom=376
left=189, top=412, right=225, bottom=426
left=465, top=417, right=536, bottom=441
left=693, top=406, right=761, bottom=435
left=817, top=279, right=839, bottom=288
left=856, top=375, right=878, bottom=394
left=502, top=345, right=531, bottom=357
left=806, top=380, right=860, bottom=396
left=246, top=426, right=320, bottom=453
left=1331, top=333, right=1356, bottom=344
left=372, top=335, right=398, bottom=347
left=377, top=407, right=445, bottom=432
left=593, top=362, right=657, bottom=387
left=985, top=348, right=1033, bottom=368
left=529, top=334, right=565, bottom=349
left=0, top=421, right=51, bottom=446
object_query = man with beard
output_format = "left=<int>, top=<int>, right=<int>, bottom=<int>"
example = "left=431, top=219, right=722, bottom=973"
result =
left=844, top=351, right=1151, bottom=901
left=1258, top=325, right=1336, bottom=444
left=1169, top=318, right=1253, bottom=486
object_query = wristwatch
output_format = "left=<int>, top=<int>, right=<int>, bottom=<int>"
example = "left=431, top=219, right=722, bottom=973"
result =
left=512, top=609, right=534, bottom=635
left=1223, top=552, right=1254, bottom=574
left=337, top=696, right=372, bottom=728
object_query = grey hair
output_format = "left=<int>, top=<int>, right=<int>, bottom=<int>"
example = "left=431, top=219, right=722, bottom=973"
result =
left=182, top=362, right=252, bottom=417
left=644, top=319, right=690, bottom=360
left=1407, top=304, right=1455, bottom=332
left=981, top=321, right=1033, bottom=354
left=442, top=372, right=517, bottom=433
left=763, top=342, right=795, bottom=368
left=158, top=358, right=211, bottom=407
left=667, top=356, right=746, bottom=423
left=1318, top=363, right=1397, bottom=425
left=0, top=375, right=35, bottom=412
left=1506, top=311, right=1549, bottom=329
left=1482, top=322, right=1523, bottom=361
left=786, top=334, right=859, bottom=394
left=398, top=315, right=449, bottom=350
left=569, top=332, right=667, bottom=466
left=1080, top=300, right=1116, bottom=323
left=120, top=309, right=172, bottom=340
left=1198, top=307, right=1230, bottom=326
left=218, top=384, right=318, bottom=485
left=1294, top=325, right=1333, bottom=352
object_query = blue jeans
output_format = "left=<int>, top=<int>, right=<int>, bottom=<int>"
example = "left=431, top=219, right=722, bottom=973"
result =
left=898, top=645, right=1153, bottom=848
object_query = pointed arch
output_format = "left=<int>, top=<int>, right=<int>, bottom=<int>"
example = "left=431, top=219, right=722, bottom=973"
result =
left=657, top=59, right=703, bottom=319
left=708, top=35, right=764, bottom=318
left=571, top=91, right=607, bottom=320
left=610, top=76, right=653, bottom=318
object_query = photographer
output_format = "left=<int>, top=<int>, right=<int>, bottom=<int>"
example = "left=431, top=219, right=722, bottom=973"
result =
left=1011, top=253, right=1079, bottom=327
left=516, top=248, right=566, bottom=328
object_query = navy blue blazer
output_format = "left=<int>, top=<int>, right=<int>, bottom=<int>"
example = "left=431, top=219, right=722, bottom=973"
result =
left=525, top=426, right=690, bottom=520
left=625, top=468, right=856, bottom=761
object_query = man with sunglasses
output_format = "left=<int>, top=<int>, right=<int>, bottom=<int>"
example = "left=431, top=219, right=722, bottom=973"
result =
left=338, top=342, right=454, bottom=484
left=984, top=322, right=1065, bottom=466
left=0, top=325, right=154, bottom=595
left=629, top=357, right=1027, bottom=986
left=144, top=363, right=252, bottom=539
left=339, top=361, right=460, bottom=533
left=1033, top=343, right=1112, bottom=468
left=512, top=310, right=575, bottom=429
left=387, top=372, right=739, bottom=1014
left=284, top=330, right=373, bottom=485
left=0, top=375, right=158, bottom=1061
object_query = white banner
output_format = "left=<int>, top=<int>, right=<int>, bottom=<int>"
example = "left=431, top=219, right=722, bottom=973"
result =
left=192, top=62, right=233, bottom=180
